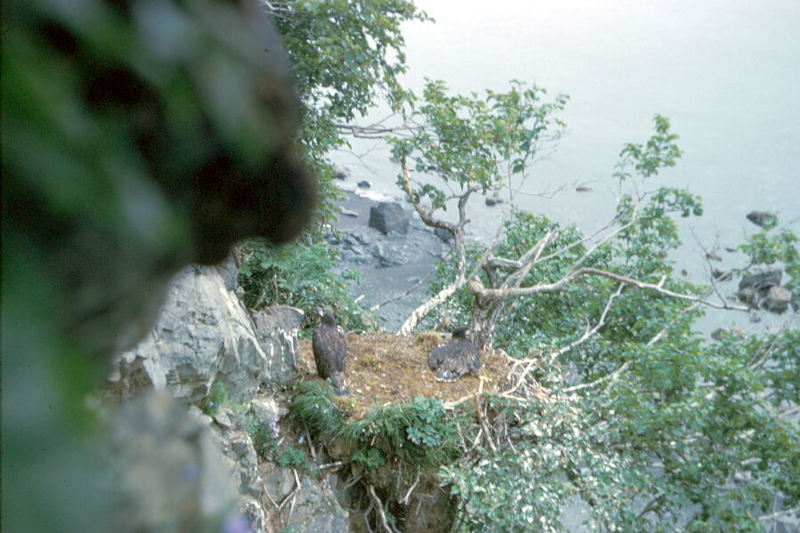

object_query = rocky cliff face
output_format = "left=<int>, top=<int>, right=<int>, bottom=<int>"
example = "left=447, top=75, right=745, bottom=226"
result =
left=107, top=259, right=350, bottom=533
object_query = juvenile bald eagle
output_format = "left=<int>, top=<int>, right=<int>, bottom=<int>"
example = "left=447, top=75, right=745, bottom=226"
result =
left=428, top=327, right=481, bottom=382
left=312, top=309, right=349, bottom=395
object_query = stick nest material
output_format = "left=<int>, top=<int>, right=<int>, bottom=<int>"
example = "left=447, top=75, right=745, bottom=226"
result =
left=296, top=332, right=510, bottom=419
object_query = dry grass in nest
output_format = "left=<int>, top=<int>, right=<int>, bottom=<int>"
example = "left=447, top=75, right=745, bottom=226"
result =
left=296, top=332, right=510, bottom=420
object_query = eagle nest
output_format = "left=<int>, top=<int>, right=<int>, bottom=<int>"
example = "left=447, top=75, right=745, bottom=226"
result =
left=297, top=332, right=511, bottom=420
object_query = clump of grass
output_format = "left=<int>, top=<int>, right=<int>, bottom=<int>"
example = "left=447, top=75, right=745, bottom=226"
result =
left=289, top=381, right=346, bottom=437
left=246, top=414, right=279, bottom=460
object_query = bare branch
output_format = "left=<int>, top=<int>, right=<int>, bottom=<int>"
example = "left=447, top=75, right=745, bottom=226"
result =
left=508, top=283, right=624, bottom=396
left=335, top=123, right=416, bottom=139
left=759, top=507, right=799, bottom=523
left=399, top=473, right=420, bottom=505
left=398, top=274, right=467, bottom=336
left=472, top=266, right=748, bottom=311
left=503, top=231, right=558, bottom=289
left=367, top=484, right=400, bottom=533
left=397, top=162, right=479, bottom=334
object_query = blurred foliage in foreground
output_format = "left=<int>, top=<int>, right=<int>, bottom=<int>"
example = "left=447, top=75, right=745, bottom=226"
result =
left=2, top=0, right=314, bottom=530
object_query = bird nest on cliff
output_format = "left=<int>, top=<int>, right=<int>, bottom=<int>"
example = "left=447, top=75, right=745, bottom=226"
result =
left=296, top=332, right=511, bottom=420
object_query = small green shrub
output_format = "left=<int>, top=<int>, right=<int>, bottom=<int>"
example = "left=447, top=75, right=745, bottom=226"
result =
left=245, top=414, right=279, bottom=460
left=277, top=446, right=310, bottom=470
left=200, top=381, right=229, bottom=417
left=289, top=381, right=346, bottom=438
left=340, top=396, right=461, bottom=468
left=238, top=239, right=373, bottom=334
left=352, top=448, right=385, bottom=471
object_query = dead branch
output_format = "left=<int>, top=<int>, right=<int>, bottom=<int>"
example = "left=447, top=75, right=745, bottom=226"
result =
left=780, top=405, right=800, bottom=420
left=501, top=231, right=558, bottom=290
left=564, top=299, right=703, bottom=394
left=399, top=277, right=467, bottom=336
left=471, top=266, right=749, bottom=311
left=507, top=283, right=623, bottom=396
left=367, top=484, right=400, bottom=533
left=398, top=163, right=478, bottom=334
left=758, top=507, right=799, bottom=523
left=399, top=473, right=421, bottom=505
left=444, top=373, right=485, bottom=409
left=476, top=397, right=498, bottom=453
left=317, top=461, right=345, bottom=471
left=748, top=333, right=783, bottom=371
left=334, top=114, right=417, bottom=139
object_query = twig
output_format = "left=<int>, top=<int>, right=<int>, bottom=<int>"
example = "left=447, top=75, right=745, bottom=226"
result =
left=564, top=299, right=700, bottom=394
left=306, top=431, right=317, bottom=461
left=748, top=333, right=783, bottom=371
left=317, top=461, right=345, bottom=471
left=758, top=507, right=799, bottom=523
left=367, top=484, right=399, bottom=533
left=399, top=473, right=421, bottom=505
left=476, top=396, right=498, bottom=453
left=472, top=266, right=749, bottom=311
left=779, top=405, right=800, bottom=419
left=278, top=467, right=302, bottom=524
left=444, top=372, right=487, bottom=409
left=277, top=468, right=301, bottom=510
left=507, top=284, right=623, bottom=396
left=264, top=486, right=280, bottom=509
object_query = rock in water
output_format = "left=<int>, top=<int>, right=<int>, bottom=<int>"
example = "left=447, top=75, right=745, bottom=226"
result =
left=746, top=210, right=778, bottom=228
left=428, top=328, right=481, bottom=382
left=763, top=286, right=792, bottom=313
left=738, top=270, right=782, bottom=292
left=369, top=202, right=409, bottom=235
left=312, top=310, right=349, bottom=395
left=737, top=269, right=793, bottom=313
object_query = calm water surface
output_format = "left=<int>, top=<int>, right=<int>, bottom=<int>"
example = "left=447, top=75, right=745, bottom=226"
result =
left=333, top=0, right=800, bottom=332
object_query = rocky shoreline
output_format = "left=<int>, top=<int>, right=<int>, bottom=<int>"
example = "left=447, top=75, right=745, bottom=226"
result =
left=327, top=188, right=450, bottom=331
left=327, top=187, right=798, bottom=336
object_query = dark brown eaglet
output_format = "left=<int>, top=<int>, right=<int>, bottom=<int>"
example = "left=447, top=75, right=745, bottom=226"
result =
left=428, top=327, right=481, bottom=382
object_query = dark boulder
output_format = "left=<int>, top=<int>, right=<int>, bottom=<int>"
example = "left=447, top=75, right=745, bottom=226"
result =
left=357, top=180, right=372, bottom=189
left=332, top=164, right=350, bottom=180
left=763, top=286, right=792, bottom=313
left=737, top=270, right=792, bottom=313
left=746, top=210, right=778, bottom=228
left=369, top=202, right=409, bottom=235
left=739, top=270, right=782, bottom=292
left=485, top=197, right=504, bottom=206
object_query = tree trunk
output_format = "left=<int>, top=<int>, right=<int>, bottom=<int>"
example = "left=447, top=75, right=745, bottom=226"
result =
left=470, top=293, right=506, bottom=351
